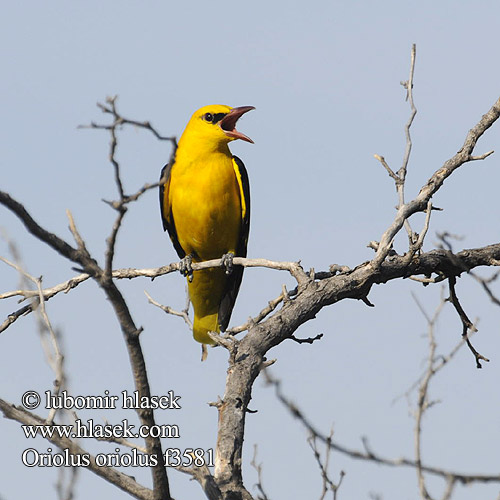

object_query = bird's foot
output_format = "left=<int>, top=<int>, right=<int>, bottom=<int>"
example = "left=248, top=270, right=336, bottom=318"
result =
left=221, top=252, right=235, bottom=275
left=179, top=254, right=194, bottom=282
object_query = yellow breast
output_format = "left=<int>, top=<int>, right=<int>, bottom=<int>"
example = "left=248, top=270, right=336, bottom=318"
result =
left=169, top=152, right=242, bottom=261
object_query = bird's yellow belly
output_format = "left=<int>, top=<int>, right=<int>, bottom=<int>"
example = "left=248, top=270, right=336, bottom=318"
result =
left=171, top=162, right=241, bottom=261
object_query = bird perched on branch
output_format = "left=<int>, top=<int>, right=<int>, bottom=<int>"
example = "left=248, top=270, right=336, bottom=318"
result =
left=160, top=104, right=254, bottom=351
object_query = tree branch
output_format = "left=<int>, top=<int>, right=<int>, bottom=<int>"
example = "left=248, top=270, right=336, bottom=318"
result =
left=372, top=95, right=500, bottom=267
left=263, top=370, right=500, bottom=487
left=0, top=200, right=172, bottom=499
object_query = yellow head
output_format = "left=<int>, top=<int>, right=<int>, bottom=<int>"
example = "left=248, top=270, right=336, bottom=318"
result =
left=178, top=104, right=255, bottom=154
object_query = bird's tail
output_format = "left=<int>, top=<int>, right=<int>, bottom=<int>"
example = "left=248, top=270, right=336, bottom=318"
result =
left=188, top=267, right=226, bottom=345
left=193, top=312, right=219, bottom=345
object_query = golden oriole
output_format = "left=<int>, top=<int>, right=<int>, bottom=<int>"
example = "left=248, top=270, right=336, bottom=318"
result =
left=160, top=104, right=254, bottom=345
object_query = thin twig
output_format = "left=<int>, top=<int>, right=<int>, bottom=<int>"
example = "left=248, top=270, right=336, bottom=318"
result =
left=308, top=431, right=344, bottom=500
left=448, top=275, right=489, bottom=368
left=0, top=256, right=65, bottom=425
left=79, top=96, right=177, bottom=146
left=250, top=445, right=271, bottom=500
left=264, top=369, right=500, bottom=487
left=412, top=294, right=443, bottom=500
left=144, top=290, right=192, bottom=329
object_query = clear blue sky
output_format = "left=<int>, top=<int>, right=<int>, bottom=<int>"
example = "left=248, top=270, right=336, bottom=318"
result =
left=1, top=1, right=500, bottom=499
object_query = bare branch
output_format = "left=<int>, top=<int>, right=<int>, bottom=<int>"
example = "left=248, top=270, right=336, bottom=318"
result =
left=398, top=43, right=417, bottom=182
left=374, top=154, right=399, bottom=181
left=371, top=94, right=500, bottom=267
left=447, top=275, right=489, bottom=368
left=412, top=295, right=442, bottom=500
left=175, top=463, right=222, bottom=500
left=290, top=333, right=323, bottom=344
left=470, top=269, right=500, bottom=307
left=440, top=477, right=456, bottom=500
left=469, top=150, right=494, bottom=161
left=55, top=465, right=79, bottom=500
left=0, top=256, right=66, bottom=425
left=264, top=369, right=500, bottom=487
left=227, top=290, right=287, bottom=335
left=145, top=289, right=192, bottom=328
left=0, top=256, right=304, bottom=334
left=250, top=445, right=271, bottom=500
left=375, top=44, right=419, bottom=248
left=79, top=95, right=177, bottom=146
left=81, top=96, right=177, bottom=279
left=4, top=239, right=500, bottom=338
left=308, top=432, right=344, bottom=500
left=0, top=198, right=172, bottom=498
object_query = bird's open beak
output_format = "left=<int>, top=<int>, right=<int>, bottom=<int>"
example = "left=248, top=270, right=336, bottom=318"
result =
left=220, top=106, right=255, bottom=143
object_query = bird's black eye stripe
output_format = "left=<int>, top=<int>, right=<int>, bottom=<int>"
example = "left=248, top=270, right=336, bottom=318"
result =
left=203, top=112, right=227, bottom=124
left=213, top=112, right=226, bottom=123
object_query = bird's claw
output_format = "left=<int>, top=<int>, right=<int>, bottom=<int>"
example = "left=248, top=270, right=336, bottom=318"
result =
left=180, top=255, right=194, bottom=282
left=221, top=252, right=234, bottom=275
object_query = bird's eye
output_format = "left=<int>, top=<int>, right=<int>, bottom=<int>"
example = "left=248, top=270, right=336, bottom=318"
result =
left=204, top=113, right=214, bottom=123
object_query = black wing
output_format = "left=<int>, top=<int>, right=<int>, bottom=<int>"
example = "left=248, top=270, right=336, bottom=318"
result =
left=159, top=162, right=186, bottom=259
left=218, top=155, right=251, bottom=331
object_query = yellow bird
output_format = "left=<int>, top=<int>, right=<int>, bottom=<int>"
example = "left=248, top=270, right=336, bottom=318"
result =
left=160, top=104, right=254, bottom=346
